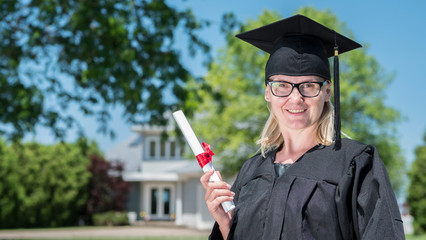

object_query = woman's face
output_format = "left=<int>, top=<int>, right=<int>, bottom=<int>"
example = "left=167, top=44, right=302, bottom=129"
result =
left=265, top=75, right=331, bottom=132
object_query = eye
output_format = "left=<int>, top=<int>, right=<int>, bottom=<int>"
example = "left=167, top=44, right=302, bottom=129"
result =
left=277, top=82, right=291, bottom=88
left=271, top=82, right=288, bottom=89
left=271, top=82, right=279, bottom=89
left=301, top=83, right=316, bottom=89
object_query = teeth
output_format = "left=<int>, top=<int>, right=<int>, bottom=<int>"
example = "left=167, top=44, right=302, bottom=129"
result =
left=288, top=109, right=305, bottom=113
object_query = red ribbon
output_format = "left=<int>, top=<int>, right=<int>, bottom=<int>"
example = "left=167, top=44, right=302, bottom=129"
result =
left=196, top=142, right=215, bottom=168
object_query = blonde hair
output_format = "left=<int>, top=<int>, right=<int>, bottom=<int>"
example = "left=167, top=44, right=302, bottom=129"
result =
left=257, top=101, right=335, bottom=157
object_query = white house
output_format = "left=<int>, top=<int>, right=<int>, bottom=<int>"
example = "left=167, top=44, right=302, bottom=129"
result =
left=105, top=124, right=215, bottom=230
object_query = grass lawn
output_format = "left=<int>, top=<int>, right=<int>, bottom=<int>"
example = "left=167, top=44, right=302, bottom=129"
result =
left=23, top=235, right=426, bottom=240
left=3, top=227, right=423, bottom=240
left=4, top=237, right=206, bottom=240
left=28, top=235, right=424, bottom=240
left=407, top=235, right=426, bottom=240
left=23, top=234, right=426, bottom=240
left=0, top=226, right=209, bottom=240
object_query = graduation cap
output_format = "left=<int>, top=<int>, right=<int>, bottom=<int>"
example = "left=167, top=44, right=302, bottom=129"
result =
left=236, top=14, right=362, bottom=148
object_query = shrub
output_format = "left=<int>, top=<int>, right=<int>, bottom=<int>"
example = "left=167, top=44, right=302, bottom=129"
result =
left=0, top=139, right=94, bottom=228
left=92, top=211, right=129, bottom=226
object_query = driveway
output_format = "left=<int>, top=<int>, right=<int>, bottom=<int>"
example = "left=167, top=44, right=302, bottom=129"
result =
left=0, top=222, right=211, bottom=239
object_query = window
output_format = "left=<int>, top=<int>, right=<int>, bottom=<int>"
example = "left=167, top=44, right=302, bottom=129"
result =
left=151, top=188, right=158, bottom=215
left=150, top=141, right=156, bottom=158
left=163, top=188, right=170, bottom=215
left=170, top=141, right=175, bottom=157
left=160, top=141, right=166, bottom=157
left=180, top=143, right=185, bottom=157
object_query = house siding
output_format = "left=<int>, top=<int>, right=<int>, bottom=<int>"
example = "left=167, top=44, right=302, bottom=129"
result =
left=126, top=182, right=141, bottom=218
left=183, top=179, right=198, bottom=214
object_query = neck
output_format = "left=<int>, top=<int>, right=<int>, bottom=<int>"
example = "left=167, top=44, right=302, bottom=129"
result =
left=275, top=126, right=318, bottom=164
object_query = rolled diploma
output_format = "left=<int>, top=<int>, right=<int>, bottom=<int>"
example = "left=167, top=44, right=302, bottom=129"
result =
left=172, top=110, right=235, bottom=213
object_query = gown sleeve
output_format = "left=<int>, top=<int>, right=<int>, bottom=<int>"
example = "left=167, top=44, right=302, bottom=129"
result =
left=209, top=222, right=224, bottom=240
left=350, top=146, right=405, bottom=239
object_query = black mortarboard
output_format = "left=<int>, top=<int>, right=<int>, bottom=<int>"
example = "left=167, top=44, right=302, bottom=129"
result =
left=236, top=14, right=362, bottom=148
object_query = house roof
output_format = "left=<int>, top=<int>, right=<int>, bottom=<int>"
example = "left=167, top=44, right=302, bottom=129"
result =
left=105, top=133, right=142, bottom=172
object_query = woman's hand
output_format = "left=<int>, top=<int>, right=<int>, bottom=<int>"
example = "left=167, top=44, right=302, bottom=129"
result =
left=200, top=169, right=235, bottom=239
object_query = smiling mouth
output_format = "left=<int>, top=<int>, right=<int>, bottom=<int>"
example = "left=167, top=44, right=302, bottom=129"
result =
left=287, top=109, right=306, bottom=113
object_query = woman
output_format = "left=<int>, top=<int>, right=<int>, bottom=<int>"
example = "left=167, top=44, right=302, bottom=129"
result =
left=201, top=15, right=404, bottom=239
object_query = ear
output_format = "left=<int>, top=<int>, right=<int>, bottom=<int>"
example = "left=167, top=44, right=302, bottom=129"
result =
left=324, top=81, right=332, bottom=102
left=265, top=85, right=272, bottom=102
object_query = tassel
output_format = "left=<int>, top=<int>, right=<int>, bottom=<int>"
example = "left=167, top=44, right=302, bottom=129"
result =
left=333, top=44, right=341, bottom=150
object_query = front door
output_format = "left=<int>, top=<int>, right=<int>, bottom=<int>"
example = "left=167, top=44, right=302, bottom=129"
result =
left=145, top=184, right=174, bottom=220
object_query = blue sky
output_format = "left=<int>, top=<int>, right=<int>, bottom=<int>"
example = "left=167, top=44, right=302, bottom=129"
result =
left=177, top=0, right=426, bottom=165
left=31, top=0, right=426, bottom=165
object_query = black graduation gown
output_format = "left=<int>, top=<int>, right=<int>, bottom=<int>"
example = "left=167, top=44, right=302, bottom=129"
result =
left=209, top=139, right=404, bottom=240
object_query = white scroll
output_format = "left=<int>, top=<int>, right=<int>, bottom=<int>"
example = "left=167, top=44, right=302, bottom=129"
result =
left=172, top=110, right=235, bottom=213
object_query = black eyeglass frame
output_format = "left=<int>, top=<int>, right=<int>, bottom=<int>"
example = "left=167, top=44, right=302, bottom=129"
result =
left=266, top=80, right=328, bottom=98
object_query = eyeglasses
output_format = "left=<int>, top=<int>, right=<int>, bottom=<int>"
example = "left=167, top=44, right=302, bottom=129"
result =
left=266, top=80, right=327, bottom=97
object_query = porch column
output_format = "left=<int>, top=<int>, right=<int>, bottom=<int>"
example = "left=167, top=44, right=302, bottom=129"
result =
left=175, top=181, right=183, bottom=225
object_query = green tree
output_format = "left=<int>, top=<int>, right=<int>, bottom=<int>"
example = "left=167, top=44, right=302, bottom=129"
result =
left=0, top=0, right=209, bottom=140
left=189, top=8, right=405, bottom=193
left=407, top=130, right=426, bottom=234
left=0, top=139, right=96, bottom=228
left=188, top=11, right=273, bottom=175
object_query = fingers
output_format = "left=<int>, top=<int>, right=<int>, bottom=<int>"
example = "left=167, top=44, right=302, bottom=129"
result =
left=200, top=169, right=215, bottom=189
left=200, top=169, right=234, bottom=230
left=205, top=185, right=235, bottom=202
left=200, top=169, right=224, bottom=185
left=200, top=170, right=229, bottom=191
left=204, top=181, right=232, bottom=200
left=207, top=196, right=235, bottom=214
left=200, top=170, right=234, bottom=201
left=204, top=181, right=234, bottom=210
left=205, top=186, right=235, bottom=214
